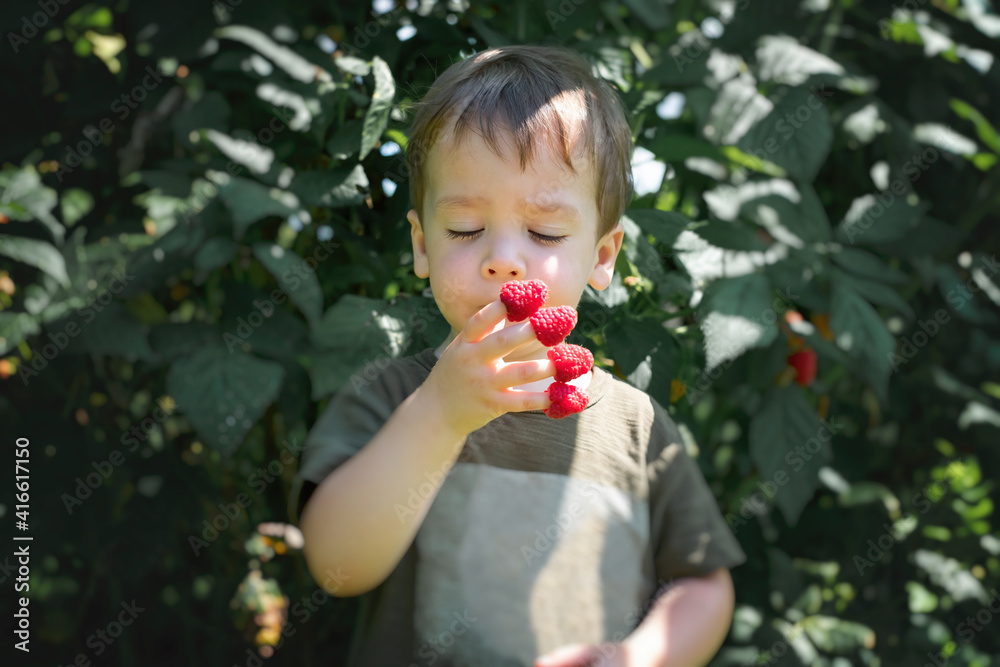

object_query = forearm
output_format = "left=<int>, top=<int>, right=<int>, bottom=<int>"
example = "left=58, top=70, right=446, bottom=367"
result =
left=623, top=569, right=736, bottom=667
left=300, top=385, right=469, bottom=597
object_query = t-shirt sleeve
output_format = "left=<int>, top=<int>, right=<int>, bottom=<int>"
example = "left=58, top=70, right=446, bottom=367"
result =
left=646, top=401, right=747, bottom=582
left=286, top=365, right=413, bottom=527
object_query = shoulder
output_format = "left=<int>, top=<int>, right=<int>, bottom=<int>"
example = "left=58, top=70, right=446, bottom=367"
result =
left=588, top=367, right=687, bottom=456
left=326, top=347, right=437, bottom=412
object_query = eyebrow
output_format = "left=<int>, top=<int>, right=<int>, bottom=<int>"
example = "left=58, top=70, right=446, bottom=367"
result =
left=434, top=194, right=489, bottom=212
left=433, top=194, right=581, bottom=223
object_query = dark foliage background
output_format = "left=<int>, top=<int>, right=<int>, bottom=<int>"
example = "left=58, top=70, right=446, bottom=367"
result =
left=1, top=0, right=998, bottom=665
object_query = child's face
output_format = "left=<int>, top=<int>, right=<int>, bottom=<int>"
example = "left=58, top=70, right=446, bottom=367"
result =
left=408, top=125, right=623, bottom=353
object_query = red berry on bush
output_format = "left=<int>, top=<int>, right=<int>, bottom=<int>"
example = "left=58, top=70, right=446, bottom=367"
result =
left=788, top=348, right=817, bottom=387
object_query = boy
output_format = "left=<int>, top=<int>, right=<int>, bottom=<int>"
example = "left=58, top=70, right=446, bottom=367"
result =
left=290, top=45, right=746, bottom=667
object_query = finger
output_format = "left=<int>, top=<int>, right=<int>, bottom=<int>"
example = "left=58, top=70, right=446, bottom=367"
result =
left=535, top=643, right=597, bottom=667
left=461, top=300, right=508, bottom=344
left=482, top=317, right=543, bottom=361
left=495, top=359, right=554, bottom=388
left=497, top=389, right=552, bottom=415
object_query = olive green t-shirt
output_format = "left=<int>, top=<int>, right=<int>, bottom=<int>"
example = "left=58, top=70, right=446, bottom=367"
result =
left=289, top=346, right=746, bottom=667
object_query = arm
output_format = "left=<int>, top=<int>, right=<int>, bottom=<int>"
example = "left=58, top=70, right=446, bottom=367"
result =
left=623, top=568, right=736, bottom=667
left=300, top=300, right=555, bottom=598
left=299, top=385, right=468, bottom=598
left=535, top=569, right=736, bottom=667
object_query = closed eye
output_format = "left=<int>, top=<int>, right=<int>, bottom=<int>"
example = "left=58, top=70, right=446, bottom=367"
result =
left=443, top=229, right=566, bottom=245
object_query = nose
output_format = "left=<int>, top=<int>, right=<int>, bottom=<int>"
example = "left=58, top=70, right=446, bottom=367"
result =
left=482, top=238, right=524, bottom=280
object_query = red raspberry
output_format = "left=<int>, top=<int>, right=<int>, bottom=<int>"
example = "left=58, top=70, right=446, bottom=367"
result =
left=500, top=279, right=548, bottom=322
left=788, top=348, right=817, bottom=387
left=529, top=305, right=577, bottom=346
left=547, top=343, right=593, bottom=382
left=545, top=381, right=589, bottom=419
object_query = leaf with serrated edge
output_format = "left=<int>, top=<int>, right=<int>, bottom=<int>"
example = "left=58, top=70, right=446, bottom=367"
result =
left=167, top=347, right=285, bottom=456
left=750, top=386, right=832, bottom=526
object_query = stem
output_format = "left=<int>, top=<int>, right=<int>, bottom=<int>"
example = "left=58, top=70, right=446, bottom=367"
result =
left=818, top=0, right=845, bottom=55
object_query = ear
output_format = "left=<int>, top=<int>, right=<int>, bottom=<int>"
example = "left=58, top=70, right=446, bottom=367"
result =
left=408, top=209, right=430, bottom=279
left=588, top=220, right=625, bottom=291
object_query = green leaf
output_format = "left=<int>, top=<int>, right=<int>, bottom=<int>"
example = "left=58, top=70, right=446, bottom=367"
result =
left=906, top=581, right=939, bottom=613
left=0, top=312, right=40, bottom=356
left=0, top=235, right=70, bottom=287
left=646, top=134, right=725, bottom=164
left=737, top=86, right=833, bottom=183
left=620, top=214, right=671, bottom=292
left=831, top=268, right=915, bottom=320
left=542, top=0, right=604, bottom=41
left=800, top=615, right=876, bottom=653
left=326, top=119, right=364, bottom=160
left=704, top=179, right=832, bottom=245
left=703, top=77, right=773, bottom=145
left=360, top=56, right=395, bottom=160
left=194, top=238, right=239, bottom=273
left=204, top=129, right=276, bottom=175
left=754, top=35, right=846, bottom=87
left=581, top=273, right=629, bottom=311
left=973, top=153, right=999, bottom=170
left=830, top=281, right=895, bottom=403
left=643, top=44, right=709, bottom=86
left=624, top=338, right=678, bottom=406
left=78, top=302, right=153, bottom=360
left=698, top=273, right=779, bottom=371
left=693, top=219, right=768, bottom=252
left=775, top=181, right=833, bottom=244
left=60, top=188, right=94, bottom=227
left=914, top=549, right=989, bottom=604
left=831, top=247, right=909, bottom=285
left=166, top=347, right=285, bottom=456
left=224, top=301, right=310, bottom=363
left=172, top=91, right=230, bottom=149
left=383, top=293, right=450, bottom=355
left=307, top=295, right=409, bottom=396
left=834, top=193, right=923, bottom=246
left=0, top=166, right=64, bottom=244
left=914, top=122, right=979, bottom=157
left=334, top=55, right=370, bottom=76
left=218, top=177, right=299, bottom=239
left=215, top=25, right=329, bottom=84
left=252, top=242, right=324, bottom=326
left=125, top=293, right=169, bottom=326
left=139, top=170, right=195, bottom=198
left=718, top=145, right=786, bottom=177
left=950, top=98, right=1000, bottom=154
left=311, top=294, right=407, bottom=350
left=768, top=547, right=805, bottom=609
left=936, top=264, right=994, bottom=324
left=749, top=386, right=831, bottom=527
left=838, top=481, right=901, bottom=514
left=624, top=208, right=693, bottom=247
left=622, top=0, right=672, bottom=31
left=304, top=351, right=363, bottom=400
left=765, top=258, right=829, bottom=312
left=149, top=322, right=220, bottom=362
left=289, top=165, right=369, bottom=208
left=605, top=317, right=670, bottom=375
left=840, top=99, right=887, bottom=145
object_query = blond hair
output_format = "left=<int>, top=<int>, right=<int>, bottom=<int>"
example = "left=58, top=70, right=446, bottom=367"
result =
left=405, top=44, right=634, bottom=240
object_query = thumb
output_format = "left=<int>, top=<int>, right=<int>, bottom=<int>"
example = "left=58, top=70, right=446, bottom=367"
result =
left=535, top=643, right=598, bottom=667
